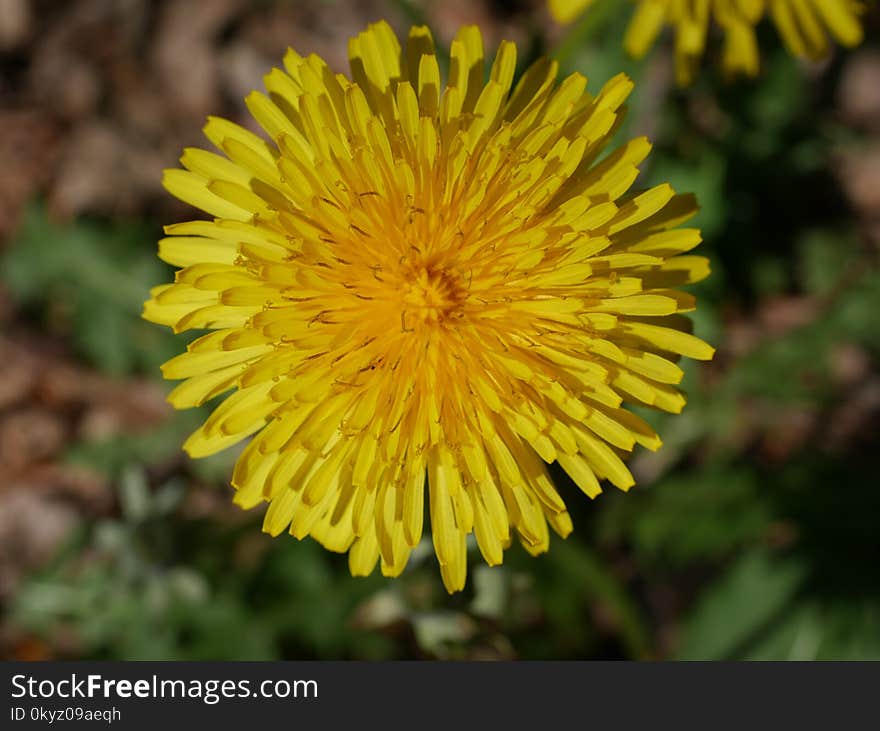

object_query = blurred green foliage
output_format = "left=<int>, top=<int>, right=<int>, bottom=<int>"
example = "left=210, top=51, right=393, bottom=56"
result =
left=3, top=205, right=181, bottom=375
left=2, top=4, right=878, bottom=660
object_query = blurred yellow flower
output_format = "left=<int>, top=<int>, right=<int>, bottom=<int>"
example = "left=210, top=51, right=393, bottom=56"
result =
left=144, top=21, right=713, bottom=593
left=549, top=0, right=867, bottom=86
left=548, top=0, right=596, bottom=24
left=768, top=0, right=864, bottom=60
left=624, top=0, right=763, bottom=85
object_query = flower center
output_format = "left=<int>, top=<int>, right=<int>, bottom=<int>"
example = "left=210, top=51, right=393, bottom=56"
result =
left=399, top=264, right=466, bottom=326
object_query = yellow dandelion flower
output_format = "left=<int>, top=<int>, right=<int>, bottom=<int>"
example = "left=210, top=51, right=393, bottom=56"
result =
left=550, top=0, right=867, bottom=85
left=143, top=21, right=714, bottom=593
left=623, top=0, right=764, bottom=85
left=767, top=0, right=864, bottom=61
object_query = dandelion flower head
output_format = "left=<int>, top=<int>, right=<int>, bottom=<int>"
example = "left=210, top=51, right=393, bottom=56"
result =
left=550, top=0, right=866, bottom=86
left=144, top=21, right=714, bottom=593
left=624, top=0, right=764, bottom=85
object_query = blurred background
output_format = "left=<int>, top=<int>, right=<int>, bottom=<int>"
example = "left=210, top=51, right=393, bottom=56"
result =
left=1, top=0, right=878, bottom=660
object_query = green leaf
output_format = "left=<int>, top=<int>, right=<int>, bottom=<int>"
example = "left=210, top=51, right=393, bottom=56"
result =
left=2, top=202, right=181, bottom=375
left=676, top=549, right=806, bottom=660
